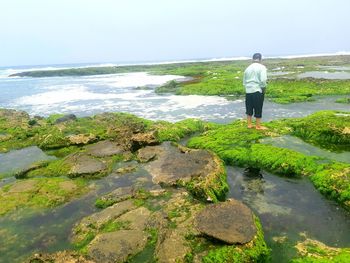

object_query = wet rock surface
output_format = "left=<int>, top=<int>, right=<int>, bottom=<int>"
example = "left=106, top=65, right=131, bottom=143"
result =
left=87, top=230, right=148, bottom=263
left=64, top=153, right=107, bottom=177
left=138, top=142, right=219, bottom=185
left=27, top=250, right=95, bottom=263
left=71, top=200, right=136, bottom=244
left=195, top=199, right=257, bottom=244
left=54, top=114, right=77, bottom=124
left=66, top=134, right=97, bottom=145
left=85, top=140, right=125, bottom=157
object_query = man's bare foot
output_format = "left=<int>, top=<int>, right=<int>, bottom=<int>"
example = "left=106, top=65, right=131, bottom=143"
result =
left=256, top=126, right=268, bottom=130
left=247, top=125, right=253, bottom=129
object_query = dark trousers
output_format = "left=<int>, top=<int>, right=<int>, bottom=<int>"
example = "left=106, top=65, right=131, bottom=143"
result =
left=245, top=92, right=265, bottom=118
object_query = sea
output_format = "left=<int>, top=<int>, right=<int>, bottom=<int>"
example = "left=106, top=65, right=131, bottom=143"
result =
left=0, top=55, right=349, bottom=123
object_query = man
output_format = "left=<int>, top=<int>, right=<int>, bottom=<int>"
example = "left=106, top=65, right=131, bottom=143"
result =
left=243, top=53, right=267, bottom=130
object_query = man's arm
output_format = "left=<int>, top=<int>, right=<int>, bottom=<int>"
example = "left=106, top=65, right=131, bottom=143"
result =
left=260, top=67, right=267, bottom=88
left=243, top=71, right=246, bottom=87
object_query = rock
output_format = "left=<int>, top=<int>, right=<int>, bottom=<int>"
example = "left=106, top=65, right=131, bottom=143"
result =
left=137, top=147, right=157, bottom=163
left=7, top=179, right=38, bottom=193
left=131, top=131, right=159, bottom=151
left=71, top=200, right=136, bottom=243
left=14, top=162, right=48, bottom=179
left=0, top=133, right=12, bottom=142
left=97, top=186, right=137, bottom=206
left=26, top=250, right=95, bottom=263
left=64, top=153, right=107, bottom=177
left=195, top=199, right=257, bottom=244
left=54, top=114, right=77, bottom=124
left=0, top=109, right=30, bottom=128
left=85, top=140, right=125, bottom=157
left=58, top=181, right=78, bottom=192
left=155, top=191, right=202, bottom=263
left=87, top=230, right=148, bottom=263
left=66, top=134, right=97, bottom=145
left=156, top=226, right=191, bottom=263
left=117, top=207, right=151, bottom=230
left=138, top=142, right=219, bottom=185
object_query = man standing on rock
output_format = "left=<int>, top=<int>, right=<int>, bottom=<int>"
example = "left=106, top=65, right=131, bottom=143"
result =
left=243, top=53, right=268, bottom=130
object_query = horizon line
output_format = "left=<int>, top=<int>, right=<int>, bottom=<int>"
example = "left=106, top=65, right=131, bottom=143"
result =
left=1, top=51, right=350, bottom=70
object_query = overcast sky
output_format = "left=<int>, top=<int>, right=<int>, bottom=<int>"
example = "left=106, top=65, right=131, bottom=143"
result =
left=1, top=0, right=349, bottom=66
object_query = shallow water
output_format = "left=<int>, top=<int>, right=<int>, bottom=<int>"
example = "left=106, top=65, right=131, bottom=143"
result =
left=261, top=135, right=350, bottom=163
left=298, top=71, right=350, bottom=79
left=0, top=146, right=56, bottom=176
left=0, top=162, right=158, bottom=263
left=227, top=166, right=350, bottom=263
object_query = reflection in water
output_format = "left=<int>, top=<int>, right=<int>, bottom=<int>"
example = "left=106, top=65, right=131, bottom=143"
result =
left=227, top=166, right=350, bottom=263
left=0, top=146, right=56, bottom=175
left=298, top=71, right=350, bottom=79
left=0, top=162, right=158, bottom=263
left=260, top=135, right=350, bottom=163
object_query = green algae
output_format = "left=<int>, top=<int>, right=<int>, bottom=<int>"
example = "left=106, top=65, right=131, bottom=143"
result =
left=9, top=55, right=350, bottom=104
left=335, top=97, right=350, bottom=104
left=0, top=177, right=88, bottom=216
left=287, top=110, right=350, bottom=150
left=291, top=238, right=350, bottom=263
left=151, top=118, right=206, bottom=142
left=201, top=216, right=270, bottom=263
left=187, top=112, right=350, bottom=209
left=0, top=109, right=206, bottom=154
left=180, top=158, right=229, bottom=202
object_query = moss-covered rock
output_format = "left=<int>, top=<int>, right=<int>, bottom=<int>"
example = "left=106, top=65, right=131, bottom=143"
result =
left=187, top=113, right=350, bottom=209
left=151, top=118, right=206, bottom=142
left=291, top=237, right=350, bottom=263
left=137, top=142, right=228, bottom=202
left=0, top=177, right=87, bottom=216
left=201, top=216, right=270, bottom=263
left=288, top=110, right=350, bottom=150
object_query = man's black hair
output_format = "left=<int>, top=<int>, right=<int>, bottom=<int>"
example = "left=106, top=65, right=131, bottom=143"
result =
left=253, top=53, right=262, bottom=60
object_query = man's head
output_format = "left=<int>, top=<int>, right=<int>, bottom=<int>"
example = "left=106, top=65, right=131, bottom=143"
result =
left=253, top=53, right=262, bottom=62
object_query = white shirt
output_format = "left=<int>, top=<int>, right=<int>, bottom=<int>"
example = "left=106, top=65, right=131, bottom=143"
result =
left=243, top=62, right=267, bottom=93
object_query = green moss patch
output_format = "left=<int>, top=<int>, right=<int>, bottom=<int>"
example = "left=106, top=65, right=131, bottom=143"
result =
left=291, top=238, right=350, bottom=263
left=201, top=216, right=270, bottom=263
left=288, top=110, right=350, bottom=150
left=0, top=177, right=88, bottom=216
left=187, top=112, right=350, bottom=209
left=151, top=118, right=206, bottom=142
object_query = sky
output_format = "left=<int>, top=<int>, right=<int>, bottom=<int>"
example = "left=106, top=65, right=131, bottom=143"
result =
left=1, top=0, right=350, bottom=67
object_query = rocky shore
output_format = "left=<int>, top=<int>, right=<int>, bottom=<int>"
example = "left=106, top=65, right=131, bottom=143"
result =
left=0, top=108, right=349, bottom=262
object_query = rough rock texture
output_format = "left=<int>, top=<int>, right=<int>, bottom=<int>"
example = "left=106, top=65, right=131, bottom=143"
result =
left=85, top=140, right=125, bottom=157
left=54, top=114, right=77, bottom=124
left=195, top=199, right=257, bottom=244
left=66, top=134, right=97, bottom=145
left=130, top=131, right=158, bottom=151
left=87, top=230, right=148, bottom=263
left=137, top=142, right=219, bottom=185
left=7, top=179, right=38, bottom=193
left=27, top=250, right=95, bottom=263
left=0, top=109, right=30, bottom=128
left=77, top=205, right=152, bottom=263
left=64, top=153, right=107, bottom=177
left=117, top=207, right=151, bottom=230
left=97, top=186, right=137, bottom=205
left=72, top=200, right=136, bottom=243
left=156, top=226, right=191, bottom=263
left=155, top=191, right=202, bottom=263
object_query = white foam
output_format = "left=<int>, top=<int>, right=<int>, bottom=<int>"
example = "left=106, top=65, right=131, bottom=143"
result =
left=13, top=85, right=152, bottom=106
left=156, top=95, right=231, bottom=112
left=83, top=72, right=186, bottom=88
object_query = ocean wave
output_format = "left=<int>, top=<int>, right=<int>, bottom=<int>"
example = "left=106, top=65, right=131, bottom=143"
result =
left=83, top=72, right=186, bottom=88
left=13, top=85, right=152, bottom=106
